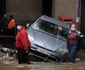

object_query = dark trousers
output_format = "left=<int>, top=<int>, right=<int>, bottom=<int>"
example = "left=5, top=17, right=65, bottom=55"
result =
left=17, top=48, right=29, bottom=64
left=68, top=44, right=77, bottom=63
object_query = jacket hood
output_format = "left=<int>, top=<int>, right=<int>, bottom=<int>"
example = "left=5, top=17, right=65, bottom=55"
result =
left=18, top=26, right=26, bottom=32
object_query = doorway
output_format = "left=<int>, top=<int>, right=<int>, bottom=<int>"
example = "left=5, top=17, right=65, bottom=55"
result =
left=81, top=0, right=85, bottom=49
left=42, top=0, right=52, bottom=17
left=0, top=0, right=6, bottom=19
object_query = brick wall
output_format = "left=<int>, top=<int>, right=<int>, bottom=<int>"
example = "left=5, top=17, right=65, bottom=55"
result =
left=6, top=0, right=77, bottom=22
left=52, top=0, right=77, bottom=21
left=6, top=0, right=43, bottom=22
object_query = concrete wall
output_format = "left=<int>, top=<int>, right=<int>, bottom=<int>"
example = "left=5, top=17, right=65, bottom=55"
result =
left=52, top=0, right=77, bottom=21
left=6, top=0, right=43, bottom=22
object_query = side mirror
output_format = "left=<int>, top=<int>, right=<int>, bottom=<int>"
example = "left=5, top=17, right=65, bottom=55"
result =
left=26, top=23, right=30, bottom=28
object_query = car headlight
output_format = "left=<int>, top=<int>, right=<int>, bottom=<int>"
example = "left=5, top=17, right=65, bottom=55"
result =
left=56, top=48, right=68, bottom=54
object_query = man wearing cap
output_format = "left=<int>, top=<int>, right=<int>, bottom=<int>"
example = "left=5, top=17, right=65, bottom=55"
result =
left=16, top=23, right=31, bottom=64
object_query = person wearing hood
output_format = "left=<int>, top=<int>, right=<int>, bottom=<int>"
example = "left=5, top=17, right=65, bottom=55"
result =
left=16, top=23, right=31, bottom=64
left=68, top=24, right=84, bottom=63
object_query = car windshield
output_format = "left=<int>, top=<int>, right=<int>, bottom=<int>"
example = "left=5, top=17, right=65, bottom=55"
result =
left=33, top=19, right=69, bottom=41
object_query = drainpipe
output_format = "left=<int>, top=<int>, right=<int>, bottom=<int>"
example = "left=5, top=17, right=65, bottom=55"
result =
left=76, top=0, right=81, bottom=30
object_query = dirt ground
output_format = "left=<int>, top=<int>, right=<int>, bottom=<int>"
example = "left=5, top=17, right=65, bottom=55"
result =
left=0, top=60, right=85, bottom=70
left=0, top=49, right=85, bottom=70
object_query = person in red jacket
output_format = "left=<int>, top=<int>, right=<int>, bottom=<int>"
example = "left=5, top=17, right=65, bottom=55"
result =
left=16, top=23, right=31, bottom=64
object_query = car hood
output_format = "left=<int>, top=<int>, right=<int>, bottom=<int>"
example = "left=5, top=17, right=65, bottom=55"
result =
left=30, top=29, right=67, bottom=51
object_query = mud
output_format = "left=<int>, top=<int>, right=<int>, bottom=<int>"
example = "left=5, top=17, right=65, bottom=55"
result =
left=0, top=45, right=85, bottom=70
left=0, top=59, right=84, bottom=70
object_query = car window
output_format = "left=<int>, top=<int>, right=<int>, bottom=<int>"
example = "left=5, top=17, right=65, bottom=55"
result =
left=35, top=19, right=58, bottom=37
left=33, top=19, right=69, bottom=41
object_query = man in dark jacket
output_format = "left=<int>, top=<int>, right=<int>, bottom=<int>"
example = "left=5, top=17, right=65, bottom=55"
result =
left=0, top=14, right=9, bottom=35
left=16, top=23, right=31, bottom=64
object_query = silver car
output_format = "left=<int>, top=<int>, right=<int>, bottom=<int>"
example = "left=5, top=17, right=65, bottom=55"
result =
left=27, top=15, right=69, bottom=62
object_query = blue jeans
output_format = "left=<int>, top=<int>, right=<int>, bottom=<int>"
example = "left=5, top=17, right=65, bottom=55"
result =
left=68, top=44, right=77, bottom=63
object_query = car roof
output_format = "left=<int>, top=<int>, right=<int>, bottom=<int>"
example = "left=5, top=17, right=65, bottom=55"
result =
left=36, top=15, right=69, bottom=29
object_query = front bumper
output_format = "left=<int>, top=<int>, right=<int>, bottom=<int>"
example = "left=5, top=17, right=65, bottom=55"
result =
left=30, top=46, right=68, bottom=62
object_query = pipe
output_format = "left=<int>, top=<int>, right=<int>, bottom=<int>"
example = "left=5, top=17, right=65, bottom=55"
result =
left=76, top=0, right=81, bottom=30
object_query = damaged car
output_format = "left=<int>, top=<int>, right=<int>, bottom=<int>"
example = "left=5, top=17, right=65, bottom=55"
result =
left=27, top=15, right=69, bottom=62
